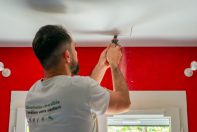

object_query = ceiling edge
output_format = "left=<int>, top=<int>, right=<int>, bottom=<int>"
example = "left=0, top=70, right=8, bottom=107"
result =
left=0, top=39, right=197, bottom=47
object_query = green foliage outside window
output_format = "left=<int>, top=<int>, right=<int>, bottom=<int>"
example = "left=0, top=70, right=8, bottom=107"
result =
left=108, top=126, right=170, bottom=132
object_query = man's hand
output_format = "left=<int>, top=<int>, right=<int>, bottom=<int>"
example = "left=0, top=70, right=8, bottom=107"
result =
left=97, top=46, right=110, bottom=69
left=107, top=43, right=122, bottom=68
left=90, top=45, right=110, bottom=83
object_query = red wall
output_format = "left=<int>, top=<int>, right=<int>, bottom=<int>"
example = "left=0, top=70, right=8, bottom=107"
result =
left=0, top=47, right=197, bottom=132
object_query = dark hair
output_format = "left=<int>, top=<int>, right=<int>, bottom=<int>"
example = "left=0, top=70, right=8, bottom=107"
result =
left=32, top=25, right=72, bottom=70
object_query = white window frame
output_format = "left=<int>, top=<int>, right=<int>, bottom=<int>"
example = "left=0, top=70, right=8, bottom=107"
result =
left=98, top=108, right=180, bottom=132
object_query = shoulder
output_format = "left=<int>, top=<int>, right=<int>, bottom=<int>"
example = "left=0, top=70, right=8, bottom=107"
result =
left=71, top=75, right=92, bottom=86
left=72, top=76, right=99, bottom=86
left=25, top=80, right=40, bottom=104
left=26, top=80, right=40, bottom=95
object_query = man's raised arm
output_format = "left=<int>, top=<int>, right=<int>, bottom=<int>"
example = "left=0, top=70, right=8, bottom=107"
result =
left=90, top=47, right=110, bottom=84
left=106, top=44, right=131, bottom=114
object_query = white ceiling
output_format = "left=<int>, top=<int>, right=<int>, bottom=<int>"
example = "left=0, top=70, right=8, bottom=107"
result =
left=0, top=0, right=197, bottom=47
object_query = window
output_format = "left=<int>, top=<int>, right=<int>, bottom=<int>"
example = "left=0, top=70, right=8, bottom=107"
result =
left=107, top=114, right=171, bottom=132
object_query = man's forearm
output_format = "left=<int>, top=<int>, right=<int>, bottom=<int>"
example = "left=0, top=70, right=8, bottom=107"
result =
left=111, top=64, right=129, bottom=97
left=90, top=63, right=108, bottom=84
left=104, top=64, right=130, bottom=114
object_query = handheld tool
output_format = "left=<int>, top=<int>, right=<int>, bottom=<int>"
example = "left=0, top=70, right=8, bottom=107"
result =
left=111, top=35, right=119, bottom=45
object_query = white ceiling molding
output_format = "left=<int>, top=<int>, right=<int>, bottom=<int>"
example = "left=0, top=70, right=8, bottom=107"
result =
left=1, top=39, right=197, bottom=47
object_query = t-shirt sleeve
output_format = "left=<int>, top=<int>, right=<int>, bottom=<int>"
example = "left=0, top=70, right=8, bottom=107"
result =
left=87, top=77, right=110, bottom=115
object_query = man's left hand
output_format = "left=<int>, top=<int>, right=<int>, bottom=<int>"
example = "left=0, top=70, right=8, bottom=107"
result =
left=98, top=46, right=110, bottom=69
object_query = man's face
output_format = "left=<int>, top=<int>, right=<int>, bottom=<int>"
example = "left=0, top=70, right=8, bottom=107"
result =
left=69, top=41, right=79, bottom=75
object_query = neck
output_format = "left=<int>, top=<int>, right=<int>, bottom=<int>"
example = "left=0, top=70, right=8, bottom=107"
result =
left=43, top=65, right=71, bottom=80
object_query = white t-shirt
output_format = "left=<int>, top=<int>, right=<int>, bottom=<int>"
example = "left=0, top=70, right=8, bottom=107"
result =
left=25, top=75, right=110, bottom=132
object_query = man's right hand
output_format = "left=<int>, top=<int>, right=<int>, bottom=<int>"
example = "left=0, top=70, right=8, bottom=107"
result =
left=106, top=43, right=122, bottom=68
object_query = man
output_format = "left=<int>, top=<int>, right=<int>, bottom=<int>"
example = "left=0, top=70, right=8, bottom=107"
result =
left=25, top=25, right=130, bottom=132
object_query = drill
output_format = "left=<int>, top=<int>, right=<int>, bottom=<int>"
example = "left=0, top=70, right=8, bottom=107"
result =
left=111, top=35, right=119, bottom=45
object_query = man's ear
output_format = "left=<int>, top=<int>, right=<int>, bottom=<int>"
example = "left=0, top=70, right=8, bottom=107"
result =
left=64, top=50, right=71, bottom=63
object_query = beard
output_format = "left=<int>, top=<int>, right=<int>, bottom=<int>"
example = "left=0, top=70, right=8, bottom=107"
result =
left=70, top=61, right=80, bottom=76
